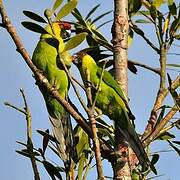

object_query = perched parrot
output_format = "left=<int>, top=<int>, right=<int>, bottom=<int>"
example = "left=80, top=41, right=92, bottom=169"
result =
left=73, top=52, right=149, bottom=170
left=32, top=22, right=74, bottom=171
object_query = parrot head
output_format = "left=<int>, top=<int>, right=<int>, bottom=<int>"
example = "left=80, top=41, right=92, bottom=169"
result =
left=43, top=21, right=71, bottom=40
left=59, top=21, right=71, bottom=39
left=72, top=51, right=86, bottom=67
left=73, top=52, right=97, bottom=69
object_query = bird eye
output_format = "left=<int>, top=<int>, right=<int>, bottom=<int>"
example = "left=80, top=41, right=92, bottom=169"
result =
left=60, top=29, right=71, bottom=39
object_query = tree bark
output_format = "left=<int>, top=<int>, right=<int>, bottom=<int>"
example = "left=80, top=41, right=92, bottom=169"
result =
left=112, top=0, right=132, bottom=179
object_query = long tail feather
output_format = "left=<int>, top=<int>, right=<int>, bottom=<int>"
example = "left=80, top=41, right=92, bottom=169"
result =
left=49, top=115, right=67, bottom=161
left=117, top=110, right=150, bottom=170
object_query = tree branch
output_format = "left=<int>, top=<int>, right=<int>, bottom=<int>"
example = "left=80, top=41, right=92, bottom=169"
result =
left=4, top=89, right=40, bottom=180
left=112, top=0, right=132, bottom=179
left=129, top=22, right=160, bottom=54
left=144, top=104, right=179, bottom=146
left=20, top=89, right=41, bottom=180
left=0, top=0, right=113, bottom=163
left=128, top=60, right=161, bottom=75
left=142, top=64, right=179, bottom=141
left=0, top=0, right=91, bottom=137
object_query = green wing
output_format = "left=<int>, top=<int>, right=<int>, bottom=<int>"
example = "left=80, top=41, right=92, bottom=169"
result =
left=97, top=68, right=128, bottom=103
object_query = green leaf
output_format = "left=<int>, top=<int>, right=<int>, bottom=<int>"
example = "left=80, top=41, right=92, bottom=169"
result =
left=174, top=34, right=180, bottom=40
left=91, top=10, right=112, bottom=24
left=150, top=165, right=157, bottom=175
left=163, top=14, right=170, bottom=33
left=74, top=126, right=89, bottom=157
left=91, top=28, right=108, bottom=42
left=150, top=5, right=157, bottom=20
left=42, top=129, right=50, bottom=154
left=94, top=36, right=113, bottom=51
left=137, top=10, right=150, bottom=16
left=52, top=0, right=63, bottom=11
left=128, top=28, right=134, bottom=47
left=96, top=20, right=112, bottom=29
left=45, top=38, right=60, bottom=50
left=132, top=25, right=145, bottom=36
left=63, top=32, right=87, bottom=52
left=156, top=105, right=169, bottom=127
left=152, top=0, right=164, bottom=8
left=156, top=131, right=175, bottom=140
left=151, top=154, right=159, bottom=165
left=167, top=73, right=179, bottom=105
left=167, top=63, right=180, bottom=68
left=37, top=129, right=58, bottom=143
left=135, top=19, right=152, bottom=23
left=168, top=140, right=180, bottom=156
left=131, top=169, right=141, bottom=180
left=129, top=0, right=142, bottom=15
left=55, top=0, right=78, bottom=21
left=168, top=0, right=177, bottom=16
left=72, top=8, right=87, bottom=27
left=23, top=11, right=47, bottom=23
left=21, top=21, right=48, bottom=34
left=78, top=153, right=86, bottom=179
left=16, top=150, right=41, bottom=162
left=169, top=18, right=180, bottom=37
left=172, top=141, right=180, bottom=145
left=16, top=141, right=28, bottom=147
left=48, top=145, right=59, bottom=156
left=97, top=127, right=114, bottom=146
left=43, top=160, right=63, bottom=180
left=167, top=73, right=172, bottom=87
left=85, top=4, right=100, bottom=20
left=128, top=61, right=138, bottom=74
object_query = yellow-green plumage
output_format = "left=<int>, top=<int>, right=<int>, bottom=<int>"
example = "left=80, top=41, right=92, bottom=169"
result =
left=75, top=53, right=149, bottom=169
left=32, top=22, right=73, bottom=164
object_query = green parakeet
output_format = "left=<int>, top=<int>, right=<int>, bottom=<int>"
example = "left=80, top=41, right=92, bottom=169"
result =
left=32, top=22, right=74, bottom=168
left=74, top=52, right=149, bottom=169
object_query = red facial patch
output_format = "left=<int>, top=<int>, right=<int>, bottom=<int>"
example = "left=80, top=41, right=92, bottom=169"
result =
left=59, top=21, right=71, bottom=30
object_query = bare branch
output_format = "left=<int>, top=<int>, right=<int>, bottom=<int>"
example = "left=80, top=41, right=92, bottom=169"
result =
left=0, top=0, right=113, bottom=162
left=4, top=101, right=26, bottom=115
left=128, top=59, right=161, bottom=75
left=21, top=89, right=40, bottom=180
left=144, top=104, right=179, bottom=146
left=142, top=73, right=180, bottom=141
left=129, top=22, right=160, bottom=54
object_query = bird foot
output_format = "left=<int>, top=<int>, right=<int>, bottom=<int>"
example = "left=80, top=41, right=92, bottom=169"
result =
left=84, top=80, right=97, bottom=90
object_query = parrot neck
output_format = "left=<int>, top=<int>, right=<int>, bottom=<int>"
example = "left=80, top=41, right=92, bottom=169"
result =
left=82, top=54, right=97, bottom=69
left=40, top=23, right=65, bottom=53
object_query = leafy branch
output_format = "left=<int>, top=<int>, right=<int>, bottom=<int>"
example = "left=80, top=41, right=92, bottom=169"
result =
left=4, top=89, right=40, bottom=180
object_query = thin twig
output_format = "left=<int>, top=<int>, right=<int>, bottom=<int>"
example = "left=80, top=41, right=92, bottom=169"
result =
left=0, top=0, right=113, bottom=162
left=144, top=104, right=179, bottom=146
left=20, top=89, right=40, bottom=180
left=158, top=119, right=180, bottom=135
left=4, top=88, right=40, bottom=180
left=58, top=50, right=89, bottom=113
left=128, top=59, right=161, bottom=75
left=129, top=22, right=160, bottom=54
left=4, top=102, right=26, bottom=115
left=167, top=52, right=180, bottom=56
left=0, top=0, right=91, bottom=138
left=142, top=43, right=169, bottom=140
left=88, top=110, right=105, bottom=180
left=71, top=76, right=86, bottom=91
left=85, top=62, right=107, bottom=180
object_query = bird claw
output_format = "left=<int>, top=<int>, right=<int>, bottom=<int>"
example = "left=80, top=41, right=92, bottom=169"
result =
left=84, top=80, right=97, bottom=90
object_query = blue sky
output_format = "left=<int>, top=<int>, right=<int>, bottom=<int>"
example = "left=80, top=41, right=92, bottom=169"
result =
left=0, top=0, right=179, bottom=179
